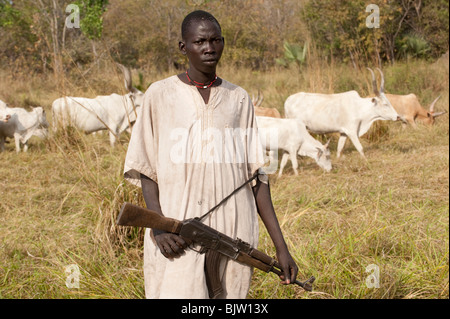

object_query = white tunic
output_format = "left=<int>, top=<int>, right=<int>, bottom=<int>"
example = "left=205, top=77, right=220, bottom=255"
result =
left=124, top=75, right=265, bottom=299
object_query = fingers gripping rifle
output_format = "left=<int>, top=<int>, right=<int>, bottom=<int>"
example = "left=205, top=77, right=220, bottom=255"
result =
left=116, top=202, right=315, bottom=296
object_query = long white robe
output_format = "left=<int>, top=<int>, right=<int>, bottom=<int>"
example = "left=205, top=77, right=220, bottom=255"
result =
left=124, top=75, right=265, bottom=299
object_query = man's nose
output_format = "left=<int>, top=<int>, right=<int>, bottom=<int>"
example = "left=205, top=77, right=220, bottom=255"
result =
left=204, top=41, right=215, bottom=53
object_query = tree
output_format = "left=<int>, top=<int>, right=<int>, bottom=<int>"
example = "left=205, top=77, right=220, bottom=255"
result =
left=302, top=0, right=449, bottom=65
left=421, top=0, right=449, bottom=57
left=0, top=1, right=37, bottom=69
left=34, top=0, right=66, bottom=77
left=276, top=41, right=308, bottom=69
left=303, top=0, right=372, bottom=67
left=74, top=0, right=108, bottom=66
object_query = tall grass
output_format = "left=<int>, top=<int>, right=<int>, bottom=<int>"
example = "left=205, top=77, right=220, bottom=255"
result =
left=0, top=58, right=448, bottom=299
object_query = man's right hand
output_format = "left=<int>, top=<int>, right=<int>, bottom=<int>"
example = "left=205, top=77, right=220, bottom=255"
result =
left=153, top=230, right=189, bottom=259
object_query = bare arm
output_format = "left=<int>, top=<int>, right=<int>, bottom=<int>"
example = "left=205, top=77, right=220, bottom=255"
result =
left=140, top=174, right=188, bottom=259
left=252, top=177, right=298, bottom=284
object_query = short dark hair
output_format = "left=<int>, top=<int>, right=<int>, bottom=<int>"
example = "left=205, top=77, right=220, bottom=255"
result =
left=181, top=10, right=221, bottom=40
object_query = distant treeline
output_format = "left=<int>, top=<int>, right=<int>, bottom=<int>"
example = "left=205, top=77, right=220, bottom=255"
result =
left=0, top=0, right=448, bottom=75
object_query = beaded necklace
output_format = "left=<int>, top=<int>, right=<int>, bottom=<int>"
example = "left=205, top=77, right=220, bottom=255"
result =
left=186, top=71, right=218, bottom=89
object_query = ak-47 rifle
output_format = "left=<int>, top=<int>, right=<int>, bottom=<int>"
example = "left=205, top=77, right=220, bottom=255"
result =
left=116, top=202, right=315, bottom=297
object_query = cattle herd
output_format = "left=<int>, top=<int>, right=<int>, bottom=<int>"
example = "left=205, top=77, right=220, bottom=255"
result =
left=0, top=65, right=446, bottom=176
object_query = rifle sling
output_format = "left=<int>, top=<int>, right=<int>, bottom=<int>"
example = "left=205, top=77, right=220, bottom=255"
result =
left=198, top=172, right=259, bottom=222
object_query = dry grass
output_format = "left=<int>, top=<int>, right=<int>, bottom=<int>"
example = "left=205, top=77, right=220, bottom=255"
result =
left=0, top=59, right=448, bottom=299
left=250, top=128, right=449, bottom=299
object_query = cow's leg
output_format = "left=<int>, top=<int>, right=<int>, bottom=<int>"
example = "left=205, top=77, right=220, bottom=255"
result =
left=23, top=142, right=28, bottom=152
left=409, top=117, right=418, bottom=128
left=109, top=131, right=117, bottom=147
left=0, top=137, right=4, bottom=152
left=13, top=133, right=21, bottom=153
left=265, top=150, right=279, bottom=175
left=268, top=150, right=275, bottom=164
left=278, top=152, right=290, bottom=177
left=336, top=134, right=347, bottom=158
left=289, top=148, right=299, bottom=176
left=52, top=113, right=58, bottom=133
left=264, top=150, right=273, bottom=165
left=347, top=133, right=366, bottom=159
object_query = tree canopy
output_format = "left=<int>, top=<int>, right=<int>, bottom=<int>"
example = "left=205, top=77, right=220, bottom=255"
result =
left=0, top=0, right=448, bottom=73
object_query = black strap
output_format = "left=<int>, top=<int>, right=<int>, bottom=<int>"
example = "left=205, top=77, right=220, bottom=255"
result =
left=198, top=172, right=260, bottom=222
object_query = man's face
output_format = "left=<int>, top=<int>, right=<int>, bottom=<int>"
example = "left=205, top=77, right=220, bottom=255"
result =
left=180, top=20, right=224, bottom=74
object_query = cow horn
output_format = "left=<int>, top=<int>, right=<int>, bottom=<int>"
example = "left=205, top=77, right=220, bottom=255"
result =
left=376, top=67, right=385, bottom=93
left=367, top=67, right=380, bottom=97
left=252, top=90, right=264, bottom=107
left=256, top=90, right=264, bottom=107
left=432, top=111, right=447, bottom=118
left=324, top=139, right=331, bottom=148
left=116, top=63, right=133, bottom=92
left=429, top=95, right=441, bottom=113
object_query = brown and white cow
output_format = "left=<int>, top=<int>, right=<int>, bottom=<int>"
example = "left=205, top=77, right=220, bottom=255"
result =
left=384, top=94, right=446, bottom=128
left=252, top=91, right=282, bottom=118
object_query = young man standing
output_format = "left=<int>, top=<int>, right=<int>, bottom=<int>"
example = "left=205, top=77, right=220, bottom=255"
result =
left=124, top=10, right=298, bottom=299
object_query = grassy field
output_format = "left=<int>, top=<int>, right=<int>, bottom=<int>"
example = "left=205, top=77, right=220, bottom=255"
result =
left=0, top=59, right=448, bottom=299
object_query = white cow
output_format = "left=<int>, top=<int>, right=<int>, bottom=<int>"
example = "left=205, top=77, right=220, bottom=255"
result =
left=0, top=106, right=49, bottom=152
left=52, top=64, right=144, bottom=146
left=1, top=100, right=11, bottom=122
left=284, top=68, right=403, bottom=159
left=0, top=112, right=11, bottom=123
left=0, top=114, right=10, bottom=123
left=256, top=116, right=332, bottom=177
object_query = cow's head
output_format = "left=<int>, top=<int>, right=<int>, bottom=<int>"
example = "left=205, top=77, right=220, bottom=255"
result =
left=1, top=113, right=11, bottom=123
left=129, top=89, right=144, bottom=109
left=301, top=138, right=332, bottom=172
left=367, top=68, right=404, bottom=122
left=1, top=100, right=9, bottom=122
left=315, top=139, right=332, bottom=172
left=117, top=63, right=145, bottom=125
left=32, top=106, right=50, bottom=137
left=423, top=96, right=446, bottom=125
left=117, top=63, right=145, bottom=109
left=125, top=88, right=144, bottom=122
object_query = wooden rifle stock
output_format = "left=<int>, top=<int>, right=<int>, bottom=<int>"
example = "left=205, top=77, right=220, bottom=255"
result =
left=116, top=202, right=182, bottom=233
